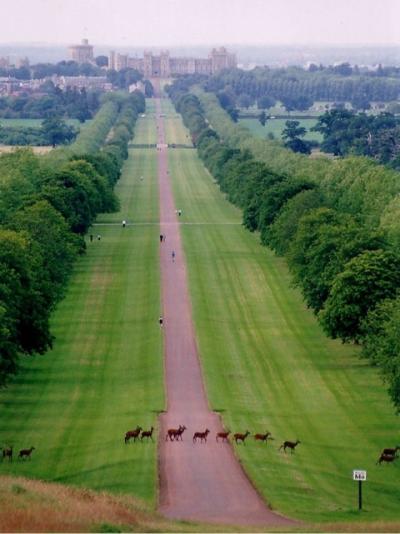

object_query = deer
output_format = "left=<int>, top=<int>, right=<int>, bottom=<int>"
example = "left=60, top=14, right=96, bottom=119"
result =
left=234, top=431, right=250, bottom=444
left=216, top=430, right=230, bottom=442
left=193, top=429, right=210, bottom=443
left=141, top=427, right=154, bottom=441
left=381, top=446, right=400, bottom=457
left=254, top=431, right=274, bottom=444
left=377, top=453, right=398, bottom=465
left=124, top=426, right=142, bottom=444
left=2, top=446, right=13, bottom=462
left=165, top=425, right=186, bottom=441
left=18, top=447, right=35, bottom=460
left=279, top=440, right=301, bottom=453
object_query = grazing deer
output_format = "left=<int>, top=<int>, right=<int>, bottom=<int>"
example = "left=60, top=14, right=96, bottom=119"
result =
left=234, top=431, right=250, bottom=444
left=254, top=431, right=274, bottom=443
left=377, top=453, right=398, bottom=465
left=165, top=425, right=186, bottom=441
left=193, top=429, right=210, bottom=443
left=2, top=446, right=13, bottom=462
left=279, top=440, right=301, bottom=453
left=18, top=447, right=35, bottom=460
left=125, top=426, right=142, bottom=444
left=141, top=427, right=154, bottom=441
left=216, top=430, right=230, bottom=442
left=381, top=446, right=400, bottom=457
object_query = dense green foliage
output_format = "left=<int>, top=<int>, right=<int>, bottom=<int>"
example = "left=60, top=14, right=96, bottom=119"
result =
left=313, top=109, right=400, bottom=167
left=168, top=81, right=400, bottom=411
left=0, top=60, right=103, bottom=80
left=0, top=92, right=145, bottom=385
left=0, top=85, right=101, bottom=121
left=0, top=116, right=77, bottom=146
left=204, top=66, right=400, bottom=110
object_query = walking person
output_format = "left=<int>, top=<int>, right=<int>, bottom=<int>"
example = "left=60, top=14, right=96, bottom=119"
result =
left=89, top=234, right=93, bottom=242
left=160, top=234, right=164, bottom=243
left=159, top=316, right=164, bottom=327
left=171, top=250, right=176, bottom=262
left=122, top=220, right=126, bottom=228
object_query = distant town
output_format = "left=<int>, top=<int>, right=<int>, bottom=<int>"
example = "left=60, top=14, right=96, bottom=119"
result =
left=0, top=39, right=236, bottom=96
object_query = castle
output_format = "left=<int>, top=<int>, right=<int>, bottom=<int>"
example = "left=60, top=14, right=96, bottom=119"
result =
left=108, top=47, right=236, bottom=76
left=69, top=39, right=94, bottom=64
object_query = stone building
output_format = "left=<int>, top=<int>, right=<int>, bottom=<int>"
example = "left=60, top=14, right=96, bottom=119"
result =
left=69, top=39, right=94, bottom=64
left=108, top=47, right=236, bottom=76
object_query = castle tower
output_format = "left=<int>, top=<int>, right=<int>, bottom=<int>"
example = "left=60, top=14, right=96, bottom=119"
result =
left=143, top=51, right=153, bottom=78
left=160, top=50, right=171, bottom=77
left=69, top=38, right=94, bottom=64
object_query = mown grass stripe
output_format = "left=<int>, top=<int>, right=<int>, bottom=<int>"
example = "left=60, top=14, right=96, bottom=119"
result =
left=0, top=114, right=163, bottom=505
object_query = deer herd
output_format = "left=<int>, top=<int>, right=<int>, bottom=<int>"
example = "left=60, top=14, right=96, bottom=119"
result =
left=1, top=446, right=35, bottom=462
left=123, top=425, right=399, bottom=467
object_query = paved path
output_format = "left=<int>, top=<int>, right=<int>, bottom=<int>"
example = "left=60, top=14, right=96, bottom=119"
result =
left=156, top=96, right=295, bottom=527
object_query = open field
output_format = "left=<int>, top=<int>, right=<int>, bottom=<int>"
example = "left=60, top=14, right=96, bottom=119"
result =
left=0, top=107, right=163, bottom=504
left=0, top=145, right=53, bottom=154
left=163, top=100, right=400, bottom=525
left=239, top=117, right=322, bottom=142
left=132, top=100, right=158, bottom=145
left=0, top=118, right=83, bottom=128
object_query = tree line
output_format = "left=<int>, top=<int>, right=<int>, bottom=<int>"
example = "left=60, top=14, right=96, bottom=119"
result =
left=166, top=82, right=400, bottom=412
left=0, top=91, right=145, bottom=384
left=0, top=84, right=101, bottom=121
left=311, top=109, right=400, bottom=168
left=0, top=116, right=77, bottom=146
left=204, top=67, right=400, bottom=112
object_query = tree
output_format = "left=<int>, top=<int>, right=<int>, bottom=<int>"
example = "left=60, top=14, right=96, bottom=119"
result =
left=361, top=297, right=400, bottom=411
left=144, top=79, right=154, bottom=97
left=258, top=110, right=268, bottom=126
left=320, top=250, right=400, bottom=343
left=41, top=116, right=76, bottom=147
left=282, top=120, right=311, bottom=154
left=95, top=55, right=108, bottom=67
left=257, top=95, right=275, bottom=110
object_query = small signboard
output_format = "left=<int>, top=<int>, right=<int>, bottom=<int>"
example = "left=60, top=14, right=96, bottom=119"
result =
left=353, top=470, right=367, bottom=481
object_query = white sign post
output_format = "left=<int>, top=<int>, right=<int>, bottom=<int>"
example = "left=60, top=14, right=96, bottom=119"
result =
left=353, top=470, right=367, bottom=510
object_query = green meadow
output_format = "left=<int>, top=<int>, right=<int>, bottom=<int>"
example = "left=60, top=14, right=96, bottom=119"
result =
left=0, top=101, right=163, bottom=504
left=239, top=117, right=322, bottom=142
left=0, top=118, right=82, bottom=128
left=163, top=99, right=400, bottom=524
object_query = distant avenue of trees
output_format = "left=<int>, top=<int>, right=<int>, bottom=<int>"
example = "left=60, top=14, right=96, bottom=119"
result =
left=0, top=90, right=145, bottom=385
left=204, top=66, right=400, bottom=112
left=167, top=80, right=400, bottom=413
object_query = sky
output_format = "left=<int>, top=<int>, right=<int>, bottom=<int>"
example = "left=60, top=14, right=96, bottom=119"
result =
left=1, top=0, right=399, bottom=47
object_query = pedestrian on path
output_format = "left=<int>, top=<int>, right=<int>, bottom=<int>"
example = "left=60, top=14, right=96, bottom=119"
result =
left=159, top=316, right=164, bottom=327
left=172, top=250, right=175, bottom=262
left=97, top=234, right=101, bottom=241
left=122, top=220, right=126, bottom=228
left=160, top=234, right=164, bottom=243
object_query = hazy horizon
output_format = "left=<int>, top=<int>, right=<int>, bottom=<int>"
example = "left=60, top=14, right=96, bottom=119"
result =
left=2, top=0, right=399, bottom=48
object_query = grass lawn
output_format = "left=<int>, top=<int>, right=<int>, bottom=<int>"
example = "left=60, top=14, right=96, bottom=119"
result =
left=163, top=102, right=400, bottom=525
left=161, top=99, right=193, bottom=145
left=239, top=117, right=322, bottom=142
left=0, top=110, right=163, bottom=504
left=0, top=118, right=82, bottom=128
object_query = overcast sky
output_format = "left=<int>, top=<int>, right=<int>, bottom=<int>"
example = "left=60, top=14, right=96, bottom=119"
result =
left=2, top=0, right=399, bottom=47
